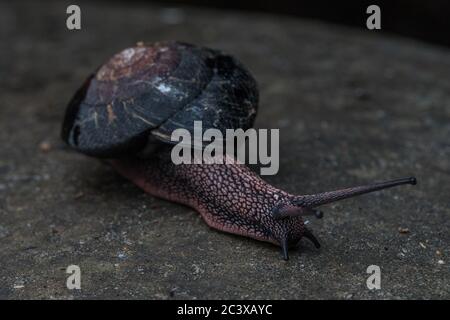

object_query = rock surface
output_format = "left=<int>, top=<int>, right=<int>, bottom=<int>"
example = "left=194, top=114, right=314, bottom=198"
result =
left=0, top=0, right=449, bottom=299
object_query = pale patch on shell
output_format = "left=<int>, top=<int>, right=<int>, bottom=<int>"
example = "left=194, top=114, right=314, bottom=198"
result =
left=157, top=83, right=172, bottom=93
left=96, top=46, right=153, bottom=81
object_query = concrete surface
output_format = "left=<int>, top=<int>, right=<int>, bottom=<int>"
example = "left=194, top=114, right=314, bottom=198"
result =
left=0, top=0, right=449, bottom=299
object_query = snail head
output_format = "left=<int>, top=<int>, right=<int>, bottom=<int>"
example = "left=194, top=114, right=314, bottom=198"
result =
left=272, top=177, right=417, bottom=260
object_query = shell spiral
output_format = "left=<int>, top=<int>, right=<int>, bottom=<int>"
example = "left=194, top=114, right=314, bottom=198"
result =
left=61, top=41, right=259, bottom=157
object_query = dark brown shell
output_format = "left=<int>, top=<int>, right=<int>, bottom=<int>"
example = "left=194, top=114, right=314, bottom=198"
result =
left=61, top=41, right=259, bottom=157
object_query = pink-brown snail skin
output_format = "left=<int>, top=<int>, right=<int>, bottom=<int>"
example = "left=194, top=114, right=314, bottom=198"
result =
left=62, top=41, right=417, bottom=260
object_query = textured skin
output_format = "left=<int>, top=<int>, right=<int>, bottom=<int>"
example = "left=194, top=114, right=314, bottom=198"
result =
left=109, top=145, right=416, bottom=254
left=61, top=41, right=258, bottom=157
left=110, top=145, right=307, bottom=247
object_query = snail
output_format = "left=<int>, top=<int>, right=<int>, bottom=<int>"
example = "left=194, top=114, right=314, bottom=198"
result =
left=61, top=41, right=416, bottom=260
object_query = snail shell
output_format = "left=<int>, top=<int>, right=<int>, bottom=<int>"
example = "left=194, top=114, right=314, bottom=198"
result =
left=61, top=41, right=259, bottom=157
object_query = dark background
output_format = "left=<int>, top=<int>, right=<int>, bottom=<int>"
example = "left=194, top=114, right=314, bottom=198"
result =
left=149, top=0, right=450, bottom=48
left=1, top=0, right=448, bottom=299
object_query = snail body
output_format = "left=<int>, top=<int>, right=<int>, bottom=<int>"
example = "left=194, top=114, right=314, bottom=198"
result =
left=62, top=41, right=416, bottom=260
left=110, top=146, right=303, bottom=247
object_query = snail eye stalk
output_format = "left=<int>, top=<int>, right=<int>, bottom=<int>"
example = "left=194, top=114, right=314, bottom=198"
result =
left=273, top=205, right=324, bottom=220
left=281, top=238, right=289, bottom=261
left=298, top=177, right=417, bottom=209
left=303, top=229, right=321, bottom=249
left=273, top=177, right=416, bottom=220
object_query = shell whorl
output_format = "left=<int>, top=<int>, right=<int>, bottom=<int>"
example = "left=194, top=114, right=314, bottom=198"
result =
left=62, top=41, right=259, bottom=157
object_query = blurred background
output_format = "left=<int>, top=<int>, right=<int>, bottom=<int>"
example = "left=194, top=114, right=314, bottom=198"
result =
left=1, top=0, right=449, bottom=299
left=150, top=0, right=450, bottom=48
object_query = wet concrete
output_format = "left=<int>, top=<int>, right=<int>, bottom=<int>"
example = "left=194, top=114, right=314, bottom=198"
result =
left=0, top=0, right=448, bottom=299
